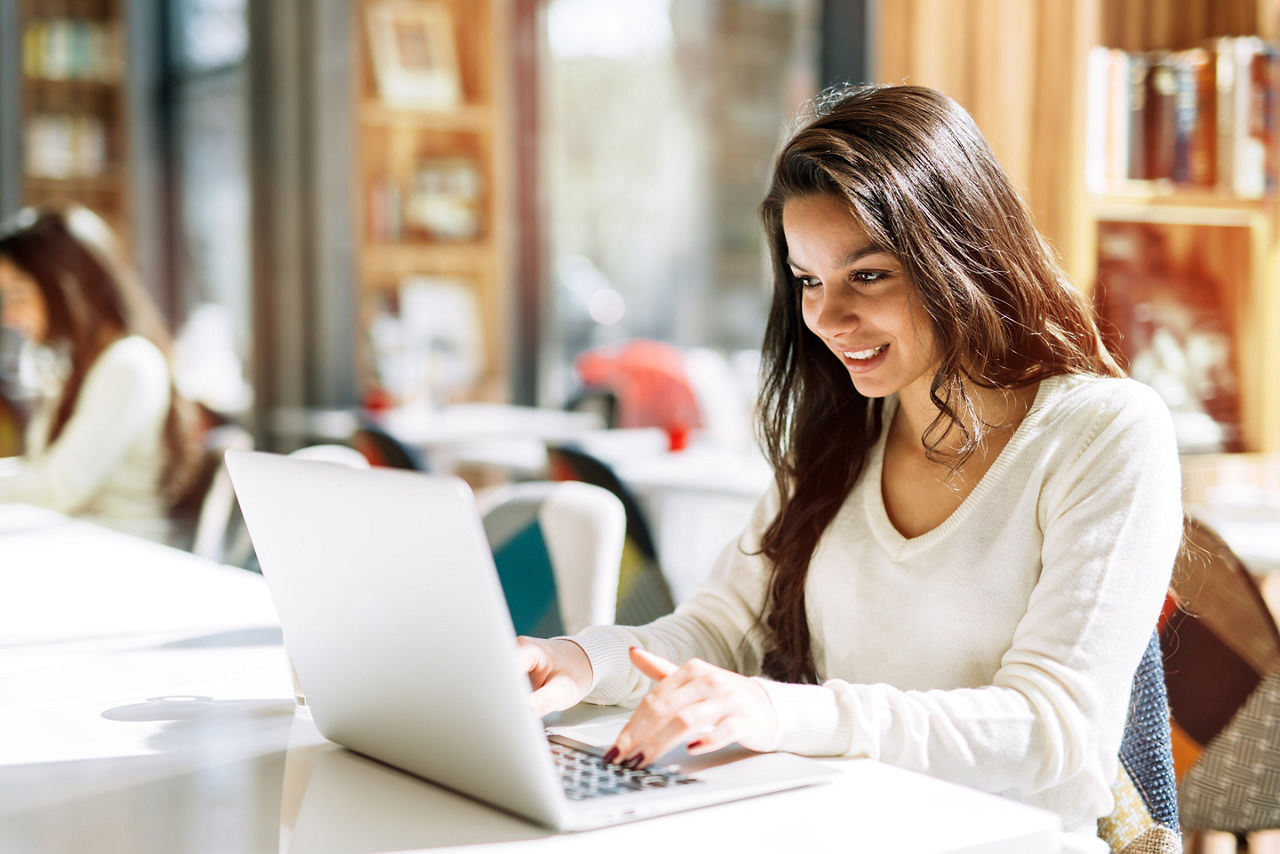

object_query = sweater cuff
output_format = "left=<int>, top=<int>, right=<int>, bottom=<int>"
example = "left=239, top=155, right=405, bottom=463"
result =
left=756, top=679, right=855, bottom=756
left=565, top=629, right=636, bottom=705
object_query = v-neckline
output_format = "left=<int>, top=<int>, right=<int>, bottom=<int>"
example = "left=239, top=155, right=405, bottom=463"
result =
left=864, top=377, right=1057, bottom=557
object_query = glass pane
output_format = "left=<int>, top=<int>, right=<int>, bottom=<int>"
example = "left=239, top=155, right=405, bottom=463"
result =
left=175, top=0, right=248, bottom=72
left=538, top=0, right=819, bottom=406
left=169, top=0, right=253, bottom=420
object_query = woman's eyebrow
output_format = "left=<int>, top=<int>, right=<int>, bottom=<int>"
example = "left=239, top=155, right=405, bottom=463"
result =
left=787, top=243, right=890, bottom=272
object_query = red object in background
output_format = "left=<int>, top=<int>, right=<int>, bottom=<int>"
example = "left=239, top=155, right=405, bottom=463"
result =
left=574, top=340, right=702, bottom=438
left=362, top=385, right=395, bottom=413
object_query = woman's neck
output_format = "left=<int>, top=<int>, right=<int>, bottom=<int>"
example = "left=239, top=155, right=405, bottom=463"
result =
left=893, top=377, right=1038, bottom=459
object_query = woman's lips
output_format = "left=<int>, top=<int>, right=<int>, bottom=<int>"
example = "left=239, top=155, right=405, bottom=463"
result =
left=840, top=343, right=889, bottom=372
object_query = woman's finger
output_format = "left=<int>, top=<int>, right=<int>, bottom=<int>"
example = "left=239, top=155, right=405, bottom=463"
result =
left=611, top=658, right=737, bottom=764
left=684, top=713, right=751, bottom=755
left=620, top=699, right=727, bottom=767
left=611, top=670, right=720, bottom=761
left=629, top=646, right=678, bottom=681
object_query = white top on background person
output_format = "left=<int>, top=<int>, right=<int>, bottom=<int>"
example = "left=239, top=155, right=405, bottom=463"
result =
left=1, top=335, right=174, bottom=540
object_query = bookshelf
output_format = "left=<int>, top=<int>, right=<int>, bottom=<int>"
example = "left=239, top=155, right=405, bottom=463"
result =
left=14, top=0, right=131, bottom=249
left=351, top=0, right=510, bottom=407
left=875, top=0, right=1280, bottom=454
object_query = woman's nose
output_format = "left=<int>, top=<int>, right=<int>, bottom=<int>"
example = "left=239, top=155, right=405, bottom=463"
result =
left=812, top=288, right=858, bottom=339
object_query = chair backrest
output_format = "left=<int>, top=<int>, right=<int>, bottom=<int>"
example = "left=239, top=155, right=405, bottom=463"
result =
left=189, top=424, right=255, bottom=562
left=1160, top=514, right=1280, bottom=833
left=545, top=443, right=676, bottom=625
left=479, top=481, right=625, bottom=635
left=353, top=417, right=427, bottom=470
left=289, top=444, right=371, bottom=469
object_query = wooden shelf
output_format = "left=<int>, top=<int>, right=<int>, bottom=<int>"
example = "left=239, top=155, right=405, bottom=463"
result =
left=1092, top=189, right=1274, bottom=228
left=353, top=0, right=510, bottom=403
left=25, top=173, right=124, bottom=192
left=12, top=5, right=132, bottom=250
left=360, top=240, right=497, bottom=283
left=359, top=101, right=492, bottom=132
left=22, top=75, right=123, bottom=89
left=875, top=0, right=1280, bottom=454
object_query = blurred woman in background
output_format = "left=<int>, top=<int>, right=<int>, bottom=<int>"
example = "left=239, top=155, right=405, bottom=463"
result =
left=0, top=203, right=201, bottom=541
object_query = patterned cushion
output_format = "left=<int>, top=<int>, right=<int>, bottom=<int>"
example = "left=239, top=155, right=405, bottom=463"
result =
left=1177, top=672, right=1280, bottom=831
left=1099, top=631, right=1182, bottom=853
left=483, top=502, right=564, bottom=638
left=1159, top=516, right=1280, bottom=833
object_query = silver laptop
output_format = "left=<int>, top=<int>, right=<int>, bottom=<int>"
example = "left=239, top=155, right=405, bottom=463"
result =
left=225, top=450, right=834, bottom=831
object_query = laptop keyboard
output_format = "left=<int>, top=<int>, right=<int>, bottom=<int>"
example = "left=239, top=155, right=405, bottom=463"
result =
left=547, top=734, right=703, bottom=801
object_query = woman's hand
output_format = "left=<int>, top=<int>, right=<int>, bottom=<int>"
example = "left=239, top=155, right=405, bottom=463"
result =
left=516, top=636, right=594, bottom=717
left=606, top=647, right=777, bottom=768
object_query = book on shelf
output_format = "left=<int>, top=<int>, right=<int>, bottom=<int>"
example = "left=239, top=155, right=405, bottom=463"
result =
left=1086, top=37, right=1278, bottom=197
left=23, top=113, right=109, bottom=179
left=367, top=158, right=484, bottom=243
left=22, top=17, right=122, bottom=82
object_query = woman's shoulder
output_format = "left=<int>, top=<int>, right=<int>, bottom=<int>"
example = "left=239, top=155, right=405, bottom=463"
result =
left=86, top=335, right=171, bottom=393
left=1038, top=373, right=1169, bottom=428
left=1033, top=373, right=1176, bottom=463
left=93, top=335, right=168, bottom=373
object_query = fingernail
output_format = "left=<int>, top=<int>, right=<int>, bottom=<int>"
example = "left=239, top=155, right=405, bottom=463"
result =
left=603, top=746, right=619, bottom=765
left=624, top=753, right=645, bottom=770
left=687, top=740, right=703, bottom=751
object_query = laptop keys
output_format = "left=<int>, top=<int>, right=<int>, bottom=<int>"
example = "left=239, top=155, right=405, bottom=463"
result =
left=547, top=734, right=702, bottom=800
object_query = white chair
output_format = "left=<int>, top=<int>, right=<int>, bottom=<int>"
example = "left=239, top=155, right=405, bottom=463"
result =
left=189, top=424, right=254, bottom=563
left=209, top=443, right=371, bottom=568
left=477, top=481, right=625, bottom=633
left=289, top=444, right=371, bottom=469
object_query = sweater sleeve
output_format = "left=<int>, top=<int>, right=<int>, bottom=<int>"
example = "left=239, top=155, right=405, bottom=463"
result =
left=0, top=339, right=171, bottom=513
left=760, top=382, right=1183, bottom=801
left=573, top=483, right=780, bottom=706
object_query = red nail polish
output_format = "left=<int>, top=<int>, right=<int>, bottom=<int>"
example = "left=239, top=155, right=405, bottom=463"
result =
left=625, top=753, right=645, bottom=770
left=603, top=746, right=619, bottom=765
left=687, top=740, right=703, bottom=751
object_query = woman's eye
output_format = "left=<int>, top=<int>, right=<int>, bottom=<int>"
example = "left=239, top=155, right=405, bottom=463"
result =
left=792, top=274, right=821, bottom=290
left=851, top=270, right=887, bottom=284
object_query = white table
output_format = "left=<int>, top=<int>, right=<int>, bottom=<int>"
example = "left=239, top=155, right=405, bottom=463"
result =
left=0, top=507, right=1062, bottom=853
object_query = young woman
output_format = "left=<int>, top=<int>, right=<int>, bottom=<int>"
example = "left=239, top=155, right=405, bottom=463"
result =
left=517, top=85, right=1182, bottom=852
left=0, top=204, right=200, bottom=540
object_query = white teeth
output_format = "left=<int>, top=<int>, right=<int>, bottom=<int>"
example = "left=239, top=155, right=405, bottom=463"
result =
left=843, top=345, right=886, bottom=360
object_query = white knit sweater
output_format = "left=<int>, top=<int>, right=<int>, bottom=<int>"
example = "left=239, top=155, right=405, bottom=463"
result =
left=574, top=374, right=1182, bottom=852
left=0, top=335, right=172, bottom=540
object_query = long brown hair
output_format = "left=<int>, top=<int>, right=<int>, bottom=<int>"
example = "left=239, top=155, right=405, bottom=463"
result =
left=755, top=85, right=1122, bottom=683
left=0, top=204, right=201, bottom=507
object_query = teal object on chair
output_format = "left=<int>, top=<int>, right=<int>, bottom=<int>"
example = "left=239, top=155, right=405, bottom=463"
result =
left=483, top=499, right=564, bottom=638
left=479, top=481, right=625, bottom=637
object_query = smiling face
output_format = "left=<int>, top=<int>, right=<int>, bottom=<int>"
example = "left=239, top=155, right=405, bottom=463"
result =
left=0, top=255, right=48, bottom=343
left=783, top=192, right=938, bottom=401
